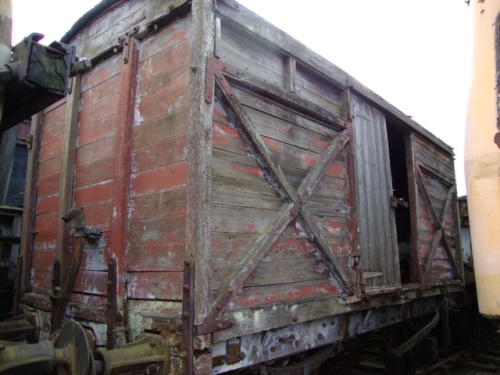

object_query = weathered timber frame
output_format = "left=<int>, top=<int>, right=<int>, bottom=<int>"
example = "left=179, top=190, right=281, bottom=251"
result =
left=416, top=166, right=461, bottom=282
left=109, top=26, right=141, bottom=339
left=20, top=114, right=43, bottom=291
left=197, top=58, right=354, bottom=334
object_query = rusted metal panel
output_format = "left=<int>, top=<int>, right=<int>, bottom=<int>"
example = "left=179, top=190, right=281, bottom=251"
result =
left=351, top=94, right=400, bottom=289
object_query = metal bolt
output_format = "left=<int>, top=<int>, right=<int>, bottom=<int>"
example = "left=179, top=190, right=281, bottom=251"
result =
left=292, top=316, right=298, bottom=323
left=149, top=339, right=156, bottom=348
left=183, top=284, right=190, bottom=291
left=270, top=346, right=276, bottom=353
left=294, top=340, right=300, bottom=347
left=182, top=311, right=189, bottom=318
left=317, top=333, right=324, bottom=340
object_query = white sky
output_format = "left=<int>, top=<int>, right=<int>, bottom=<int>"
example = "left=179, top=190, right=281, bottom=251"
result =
left=12, top=0, right=472, bottom=195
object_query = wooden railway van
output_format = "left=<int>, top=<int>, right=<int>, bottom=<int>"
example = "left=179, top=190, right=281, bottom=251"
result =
left=18, top=0, right=464, bottom=373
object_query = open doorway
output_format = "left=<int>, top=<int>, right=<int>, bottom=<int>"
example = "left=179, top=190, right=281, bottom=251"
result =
left=386, top=121, right=412, bottom=284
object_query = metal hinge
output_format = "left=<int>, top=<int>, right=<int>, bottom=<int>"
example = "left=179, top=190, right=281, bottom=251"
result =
left=116, top=26, right=140, bottom=64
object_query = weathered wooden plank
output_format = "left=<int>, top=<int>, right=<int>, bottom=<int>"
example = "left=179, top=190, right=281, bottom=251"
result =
left=136, top=84, right=189, bottom=124
left=83, top=202, right=113, bottom=232
left=263, top=135, right=346, bottom=178
left=285, top=56, right=296, bottom=93
left=73, top=270, right=108, bottom=296
left=75, top=157, right=115, bottom=188
left=218, top=22, right=285, bottom=86
left=127, top=243, right=185, bottom=272
left=212, top=258, right=330, bottom=288
left=212, top=120, right=248, bottom=156
left=243, top=105, right=337, bottom=155
left=42, top=102, right=66, bottom=128
left=75, top=133, right=116, bottom=167
left=139, top=15, right=191, bottom=62
left=80, top=74, right=122, bottom=110
left=130, top=161, right=187, bottom=196
left=34, top=212, right=58, bottom=234
left=41, top=119, right=64, bottom=147
left=57, top=75, right=82, bottom=284
left=38, top=156, right=62, bottom=180
left=138, top=61, right=189, bottom=101
left=211, top=204, right=278, bottom=234
left=20, top=114, right=49, bottom=292
left=78, top=114, right=117, bottom=150
left=415, top=144, right=455, bottom=182
left=129, top=188, right=187, bottom=220
left=78, top=93, right=120, bottom=129
left=38, top=173, right=60, bottom=197
left=129, top=216, right=186, bottom=247
left=230, top=280, right=341, bottom=311
left=127, top=271, right=183, bottom=301
left=282, top=165, right=347, bottom=200
left=81, top=54, right=122, bottom=93
left=296, top=63, right=343, bottom=111
left=233, top=87, right=340, bottom=137
left=36, top=194, right=59, bottom=215
left=211, top=148, right=267, bottom=184
left=32, top=250, right=55, bottom=270
left=211, top=232, right=260, bottom=258
left=132, top=133, right=188, bottom=172
left=226, top=73, right=342, bottom=127
left=132, top=109, right=188, bottom=149
left=138, top=39, right=191, bottom=83
left=305, top=197, right=349, bottom=218
left=39, top=139, right=63, bottom=162
left=211, top=175, right=282, bottom=210
left=74, top=181, right=114, bottom=206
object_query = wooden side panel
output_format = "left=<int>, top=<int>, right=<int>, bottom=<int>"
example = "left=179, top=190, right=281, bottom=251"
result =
left=126, top=16, right=192, bottom=301
left=414, top=135, right=460, bottom=283
left=351, top=94, right=400, bottom=289
left=211, top=83, right=349, bottom=310
left=31, top=102, right=66, bottom=294
left=73, top=53, right=123, bottom=289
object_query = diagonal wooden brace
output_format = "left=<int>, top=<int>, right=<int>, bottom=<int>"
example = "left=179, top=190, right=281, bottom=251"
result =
left=197, top=72, right=353, bottom=333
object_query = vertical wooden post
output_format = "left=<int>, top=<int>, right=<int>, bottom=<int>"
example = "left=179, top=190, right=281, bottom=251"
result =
left=57, top=72, right=82, bottom=285
left=344, top=89, right=359, bottom=291
left=20, top=114, right=43, bottom=291
left=285, top=56, right=296, bottom=93
left=186, top=0, right=215, bottom=328
left=109, top=35, right=140, bottom=335
left=406, top=133, right=421, bottom=283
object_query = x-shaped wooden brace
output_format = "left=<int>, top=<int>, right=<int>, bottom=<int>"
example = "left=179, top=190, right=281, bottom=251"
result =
left=416, top=166, right=460, bottom=282
left=197, top=59, right=352, bottom=334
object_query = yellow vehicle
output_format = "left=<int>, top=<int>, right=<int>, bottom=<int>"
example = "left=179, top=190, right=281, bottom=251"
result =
left=465, top=0, right=500, bottom=319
